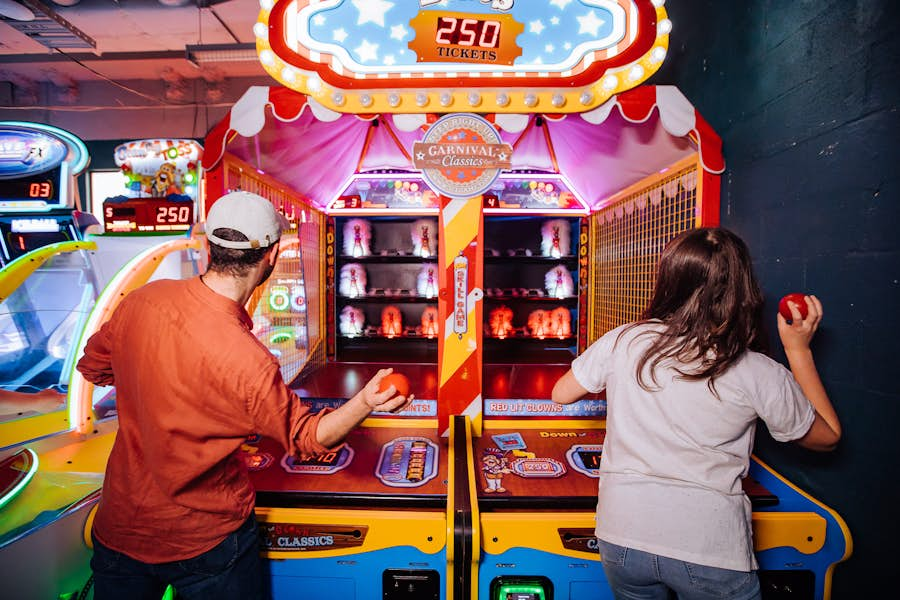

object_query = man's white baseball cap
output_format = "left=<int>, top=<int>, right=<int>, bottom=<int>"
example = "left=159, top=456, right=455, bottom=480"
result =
left=205, top=191, right=283, bottom=249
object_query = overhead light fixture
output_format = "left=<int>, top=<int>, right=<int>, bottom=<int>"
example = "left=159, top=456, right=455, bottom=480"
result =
left=185, top=43, right=259, bottom=67
left=1, top=0, right=95, bottom=49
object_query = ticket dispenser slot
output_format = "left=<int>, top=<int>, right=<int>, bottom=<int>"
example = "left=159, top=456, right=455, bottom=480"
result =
left=490, top=575, right=553, bottom=600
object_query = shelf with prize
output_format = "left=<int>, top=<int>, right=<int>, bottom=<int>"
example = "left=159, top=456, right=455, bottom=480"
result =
left=483, top=217, right=580, bottom=363
left=335, top=217, right=440, bottom=363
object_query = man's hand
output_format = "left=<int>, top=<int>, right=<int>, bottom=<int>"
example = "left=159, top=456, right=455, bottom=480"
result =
left=363, top=368, right=414, bottom=414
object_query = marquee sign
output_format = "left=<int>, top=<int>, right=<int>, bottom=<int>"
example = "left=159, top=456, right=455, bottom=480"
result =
left=413, top=113, right=512, bottom=198
left=256, top=0, right=670, bottom=113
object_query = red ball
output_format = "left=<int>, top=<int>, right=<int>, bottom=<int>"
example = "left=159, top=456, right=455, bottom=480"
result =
left=778, top=293, right=809, bottom=321
left=378, top=373, right=410, bottom=397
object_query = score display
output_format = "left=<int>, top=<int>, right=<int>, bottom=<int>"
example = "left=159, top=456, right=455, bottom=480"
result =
left=435, top=16, right=501, bottom=48
left=103, top=198, right=194, bottom=233
left=408, top=10, right=523, bottom=65
left=0, top=166, right=62, bottom=210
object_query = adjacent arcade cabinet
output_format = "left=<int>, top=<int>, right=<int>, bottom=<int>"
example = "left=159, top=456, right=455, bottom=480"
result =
left=0, top=121, right=93, bottom=267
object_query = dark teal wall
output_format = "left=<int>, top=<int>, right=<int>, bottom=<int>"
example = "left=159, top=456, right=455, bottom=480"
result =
left=654, top=1, right=899, bottom=595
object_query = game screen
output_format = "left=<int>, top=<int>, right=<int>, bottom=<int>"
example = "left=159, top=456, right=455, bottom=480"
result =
left=0, top=250, right=98, bottom=422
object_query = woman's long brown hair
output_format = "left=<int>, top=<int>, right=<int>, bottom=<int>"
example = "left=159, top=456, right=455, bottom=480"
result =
left=624, top=227, right=767, bottom=395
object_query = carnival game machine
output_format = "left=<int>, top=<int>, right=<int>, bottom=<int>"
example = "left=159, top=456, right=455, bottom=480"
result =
left=205, top=0, right=850, bottom=597
left=202, top=150, right=453, bottom=599
left=0, top=231, right=204, bottom=598
left=90, top=138, right=203, bottom=287
left=0, top=121, right=95, bottom=267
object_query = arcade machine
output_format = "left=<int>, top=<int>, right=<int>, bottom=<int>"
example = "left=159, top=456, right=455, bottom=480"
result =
left=0, top=233, right=204, bottom=598
left=0, top=121, right=94, bottom=267
left=200, top=0, right=851, bottom=598
left=91, top=138, right=203, bottom=287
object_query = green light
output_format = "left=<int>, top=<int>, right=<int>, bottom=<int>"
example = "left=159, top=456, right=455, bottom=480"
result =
left=167, top=147, right=178, bottom=159
left=184, top=172, right=195, bottom=184
left=270, top=332, right=293, bottom=344
left=163, top=585, right=176, bottom=599
left=0, top=448, right=38, bottom=510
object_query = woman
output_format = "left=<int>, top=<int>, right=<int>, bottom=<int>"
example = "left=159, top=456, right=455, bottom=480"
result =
left=552, top=227, right=841, bottom=599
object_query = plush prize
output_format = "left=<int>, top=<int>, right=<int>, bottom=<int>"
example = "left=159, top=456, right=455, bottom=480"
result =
left=420, top=306, right=439, bottom=339
left=544, top=265, right=573, bottom=299
left=527, top=309, right=551, bottom=339
left=411, top=219, right=437, bottom=258
left=488, top=306, right=515, bottom=339
left=343, top=218, right=371, bottom=257
left=339, top=263, right=367, bottom=298
left=540, top=219, right=570, bottom=258
left=416, top=264, right=438, bottom=299
left=381, top=305, right=403, bottom=338
left=339, top=306, right=365, bottom=338
left=550, top=306, right=571, bottom=339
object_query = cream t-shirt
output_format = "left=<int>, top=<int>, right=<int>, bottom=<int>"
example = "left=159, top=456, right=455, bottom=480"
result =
left=571, top=322, right=815, bottom=571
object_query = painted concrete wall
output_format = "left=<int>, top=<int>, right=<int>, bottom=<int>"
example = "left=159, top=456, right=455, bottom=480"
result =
left=655, top=1, right=899, bottom=595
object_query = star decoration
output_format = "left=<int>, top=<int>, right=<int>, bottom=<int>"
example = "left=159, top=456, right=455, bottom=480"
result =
left=563, top=42, right=572, bottom=50
left=550, top=0, right=573, bottom=9
left=390, top=24, right=407, bottom=41
left=545, top=43, right=555, bottom=53
left=312, top=15, right=325, bottom=26
left=352, top=0, right=395, bottom=28
left=577, top=10, right=605, bottom=37
left=354, top=39, right=379, bottom=63
left=416, top=152, right=425, bottom=160
left=550, top=16, right=560, bottom=25
left=384, top=55, right=396, bottom=66
left=333, top=28, right=348, bottom=43
left=498, top=152, right=508, bottom=161
left=529, top=20, right=545, bottom=35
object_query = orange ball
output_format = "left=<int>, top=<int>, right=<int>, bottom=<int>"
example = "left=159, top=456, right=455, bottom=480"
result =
left=378, top=373, right=410, bottom=397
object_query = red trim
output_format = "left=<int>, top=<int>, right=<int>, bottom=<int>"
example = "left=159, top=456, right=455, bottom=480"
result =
left=267, top=0, right=658, bottom=90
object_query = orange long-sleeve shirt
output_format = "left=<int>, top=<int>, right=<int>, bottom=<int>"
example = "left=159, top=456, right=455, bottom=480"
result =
left=77, top=276, right=330, bottom=563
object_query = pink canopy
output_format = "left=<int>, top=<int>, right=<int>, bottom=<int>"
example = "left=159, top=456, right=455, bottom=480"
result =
left=203, top=85, right=723, bottom=210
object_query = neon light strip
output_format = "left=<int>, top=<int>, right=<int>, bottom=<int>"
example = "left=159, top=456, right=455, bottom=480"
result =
left=0, top=448, right=38, bottom=510
left=67, top=239, right=202, bottom=431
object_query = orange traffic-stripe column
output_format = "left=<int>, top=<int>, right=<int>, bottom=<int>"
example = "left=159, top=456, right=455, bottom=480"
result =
left=437, top=195, right=484, bottom=437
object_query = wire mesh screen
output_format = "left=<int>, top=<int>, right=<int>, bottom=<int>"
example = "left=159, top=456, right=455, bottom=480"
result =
left=223, top=159, right=326, bottom=380
left=590, top=165, right=700, bottom=342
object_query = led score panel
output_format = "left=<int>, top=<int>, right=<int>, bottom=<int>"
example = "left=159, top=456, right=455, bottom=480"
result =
left=256, top=0, right=671, bottom=113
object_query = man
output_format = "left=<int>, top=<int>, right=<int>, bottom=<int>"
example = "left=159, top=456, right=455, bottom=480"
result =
left=77, top=191, right=411, bottom=599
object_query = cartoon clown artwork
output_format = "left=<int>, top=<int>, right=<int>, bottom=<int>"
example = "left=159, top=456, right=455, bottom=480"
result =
left=481, top=447, right=512, bottom=493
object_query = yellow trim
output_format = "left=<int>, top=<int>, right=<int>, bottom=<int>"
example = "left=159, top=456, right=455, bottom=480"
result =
left=254, top=507, right=446, bottom=559
left=482, top=419, right=606, bottom=431
left=752, top=512, right=826, bottom=554
left=481, top=512, right=599, bottom=560
left=0, top=240, right=97, bottom=303
left=752, top=455, right=853, bottom=561
left=362, top=417, right=437, bottom=429
left=37, top=428, right=116, bottom=474
left=464, top=417, right=482, bottom=600
left=446, top=418, right=457, bottom=600
left=84, top=503, right=98, bottom=549
left=0, top=409, right=69, bottom=450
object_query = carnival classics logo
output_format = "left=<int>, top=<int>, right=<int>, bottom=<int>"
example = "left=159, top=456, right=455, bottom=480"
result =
left=413, top=113, right=513, bottom=198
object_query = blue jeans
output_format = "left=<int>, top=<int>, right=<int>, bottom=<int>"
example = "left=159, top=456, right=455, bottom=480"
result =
left=91, top=514, right=269, bottom=600
left=597, top=539, right=761, bottom=600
